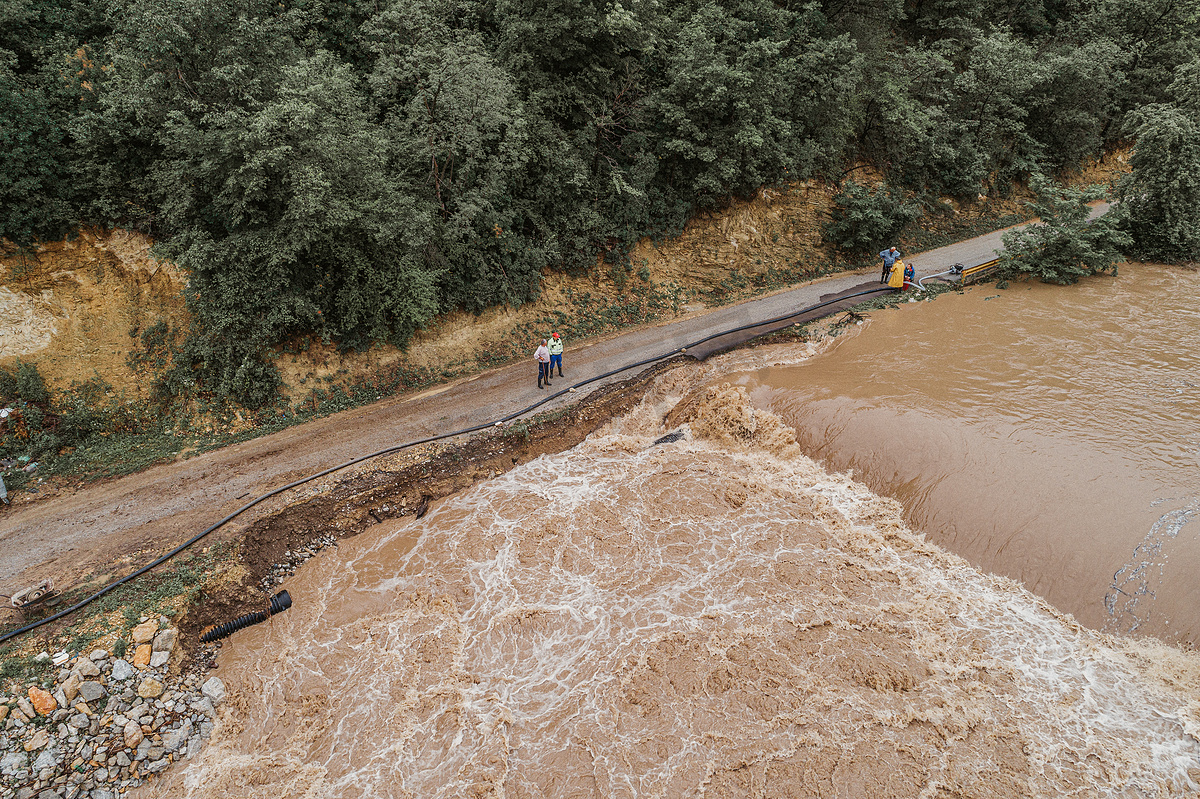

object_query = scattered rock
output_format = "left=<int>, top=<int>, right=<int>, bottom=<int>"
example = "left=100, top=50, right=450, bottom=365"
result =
left=61, top=673, right=81, bottom=703
left=73, top=659, right=100, bottom=679
left=151, top=629, right=177, bottom=653
left=200, top=677, right=225, bottom=704
left=149, top=652, right=169, bottom=669
left=130, top=620, right=157, bottom=645
left=131, top=644, right=152, bottom=669
left=0, top=751, right=26, bottom=771
left=23, top=729, right=50, bottom=751
left=109, top=660, right=134, bottom=681
left=32, top=745, right=59, bottom=771
left=29, top=687, right=57, bottom=716
left=77, top=682, right=105, bottom=703
left=136, top=679, right=163, bottom=699
left=163, top=720, right=192, bottom=753
left=122, top=720, right=143, bottom=749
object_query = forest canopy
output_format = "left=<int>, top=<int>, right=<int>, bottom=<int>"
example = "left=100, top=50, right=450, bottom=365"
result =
left=1, top=0, right=1198, bottom=403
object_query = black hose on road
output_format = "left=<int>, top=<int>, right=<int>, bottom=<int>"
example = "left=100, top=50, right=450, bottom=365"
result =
left=0, top=283, right=893, bottom=645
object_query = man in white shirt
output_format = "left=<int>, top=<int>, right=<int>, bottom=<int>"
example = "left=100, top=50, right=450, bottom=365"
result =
left=535, top=339, right=552, bottom=389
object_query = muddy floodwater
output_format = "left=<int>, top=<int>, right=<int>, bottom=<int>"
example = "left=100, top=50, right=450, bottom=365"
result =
left=734, top=263, right=1200, bottom=645
left=139, top=264, right=1200, bottom=798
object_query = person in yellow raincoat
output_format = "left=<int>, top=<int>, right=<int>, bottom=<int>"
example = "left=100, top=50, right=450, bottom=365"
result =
left=887, top=259, right=906, bottom=288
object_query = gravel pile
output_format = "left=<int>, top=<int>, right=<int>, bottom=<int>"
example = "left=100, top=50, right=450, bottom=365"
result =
left=1, top=617, right=224, bottom=799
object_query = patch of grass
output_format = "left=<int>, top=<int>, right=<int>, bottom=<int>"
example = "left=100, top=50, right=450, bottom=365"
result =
left=0, top=648, right=54, bottom=686
left=0, top=544, right=232, bottom=683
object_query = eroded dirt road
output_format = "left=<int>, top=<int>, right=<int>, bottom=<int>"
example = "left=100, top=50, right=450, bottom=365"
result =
left=0, top=219, right=1096, bottom=609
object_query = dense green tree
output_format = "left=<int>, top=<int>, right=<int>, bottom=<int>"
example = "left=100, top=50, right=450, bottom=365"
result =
left=822, top=180, right=920, bottom=253
left=364, top=0, right=543, bottom=311
left=995, top=178, right=1129, bottom=283
left=1118, top=59, right=1200, bottom=261
left=1, top=0, right=1198, bottom=406
left=648, top=0, right=859, bottom=203
left=0, top=55, right=74, bottom=243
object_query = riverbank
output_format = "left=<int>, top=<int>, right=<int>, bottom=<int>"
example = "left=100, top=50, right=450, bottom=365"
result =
left=126, top=344, right=1200, bottom=798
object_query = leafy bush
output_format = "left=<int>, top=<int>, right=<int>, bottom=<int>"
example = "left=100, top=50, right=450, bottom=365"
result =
left=0, top=368, right=16, bottom=401
left=1118, top=60, right=1200, bottom=262
left=995, top=178, right=1130, bottom=284
left=15, top=360, right=48, bottom=404
left=822, top=181, right=921, bottom=254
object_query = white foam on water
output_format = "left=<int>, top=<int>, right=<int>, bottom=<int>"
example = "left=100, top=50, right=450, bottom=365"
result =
left=138, top=350, right=1200, bottom=799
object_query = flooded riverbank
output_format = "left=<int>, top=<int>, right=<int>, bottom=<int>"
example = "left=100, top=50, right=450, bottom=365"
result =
left=733, top=263, right=1200, bottom=646
left=135, top=330, right=1200, bottom=797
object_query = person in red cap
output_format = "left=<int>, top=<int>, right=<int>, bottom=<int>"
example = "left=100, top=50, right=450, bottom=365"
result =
left=547, top=332, right=564, bottom=379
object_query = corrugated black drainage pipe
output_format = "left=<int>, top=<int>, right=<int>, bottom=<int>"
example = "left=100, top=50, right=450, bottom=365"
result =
left=200, top=590, right=292, bottom=643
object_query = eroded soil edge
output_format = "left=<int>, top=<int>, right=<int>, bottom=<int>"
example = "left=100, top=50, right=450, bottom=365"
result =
left=179, top=359, right=687, bottom=662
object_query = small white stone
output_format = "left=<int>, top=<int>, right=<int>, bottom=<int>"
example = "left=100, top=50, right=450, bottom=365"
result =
left=200, top=677, right=226, bottom=704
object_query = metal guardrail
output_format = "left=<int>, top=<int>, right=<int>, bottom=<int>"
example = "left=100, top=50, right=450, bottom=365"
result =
left=959, top=257, right=1001, bottom=284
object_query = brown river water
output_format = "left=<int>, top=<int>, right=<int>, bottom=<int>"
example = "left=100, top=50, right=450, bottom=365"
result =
left=736, top=263, right=1200, bottom=646
left=140, top=264, right=1200, bottom=798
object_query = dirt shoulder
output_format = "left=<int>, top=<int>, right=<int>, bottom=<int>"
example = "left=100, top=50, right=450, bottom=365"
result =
left=0, top=209, right=1104, bottom=603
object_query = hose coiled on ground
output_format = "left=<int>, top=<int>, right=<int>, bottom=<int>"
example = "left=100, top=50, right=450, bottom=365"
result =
left=200, top=590, right=292, bottom=643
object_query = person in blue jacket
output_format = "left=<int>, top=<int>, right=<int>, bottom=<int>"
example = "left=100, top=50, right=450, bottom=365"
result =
left=879, top=246, right=902, bottom=283
left=903, top=260, right=915, bottom=289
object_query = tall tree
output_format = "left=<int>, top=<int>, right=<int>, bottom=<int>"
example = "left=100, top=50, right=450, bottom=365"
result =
left=1118, top=59, right=1200, bottom=261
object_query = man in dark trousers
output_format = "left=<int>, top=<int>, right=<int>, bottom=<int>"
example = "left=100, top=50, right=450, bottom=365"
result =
left=535, top=339, right=552, bottom=389
left=548, top=332, right=564, bottom=378
left=879, top=246, right=902, bottom=283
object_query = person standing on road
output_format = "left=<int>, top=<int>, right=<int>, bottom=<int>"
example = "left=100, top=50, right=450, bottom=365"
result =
left=887, top=259, right=906, bottom=289
left=535, top=339, right=552, bottom=389
left=548, top=332, right=564, bottom=379
left=879, top=246, right=901, bottom=283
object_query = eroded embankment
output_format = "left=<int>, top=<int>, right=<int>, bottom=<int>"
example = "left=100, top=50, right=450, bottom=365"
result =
left=134, top=348, right=1200, bottom=799
left=1, top=358, right=718, bottom=798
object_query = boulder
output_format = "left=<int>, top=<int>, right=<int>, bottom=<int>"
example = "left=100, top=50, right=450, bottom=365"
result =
left=136, top=679, right=163, bottom=699
left=131, top=645, right=151, bottom=669
left=78, top=682, right=106, bottom=703
left=0, top=750, right=26, bottom=770
left=23, top=728, right=50, bottom=751
left=109, top=660, right=134, bottom=681
left=28, top=686, right=57, bottom=715
left=151, top=629, right=176, bottom=654
left=144, top=757, right=169, bottom=774
left=149, top=652, right=169, bottom=669
left=73, top=658, right=100, bottom=678
left=130, top=620, right=157, bottom=645
left=163, top=719, right=192, bottom=753
left=122, top=720, right=143, bottom=749
left=61, top=673, right=81, bottom=703
left=31, top=745, right=58, bottom=771
left=200, top=677, right=226, bottom=704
